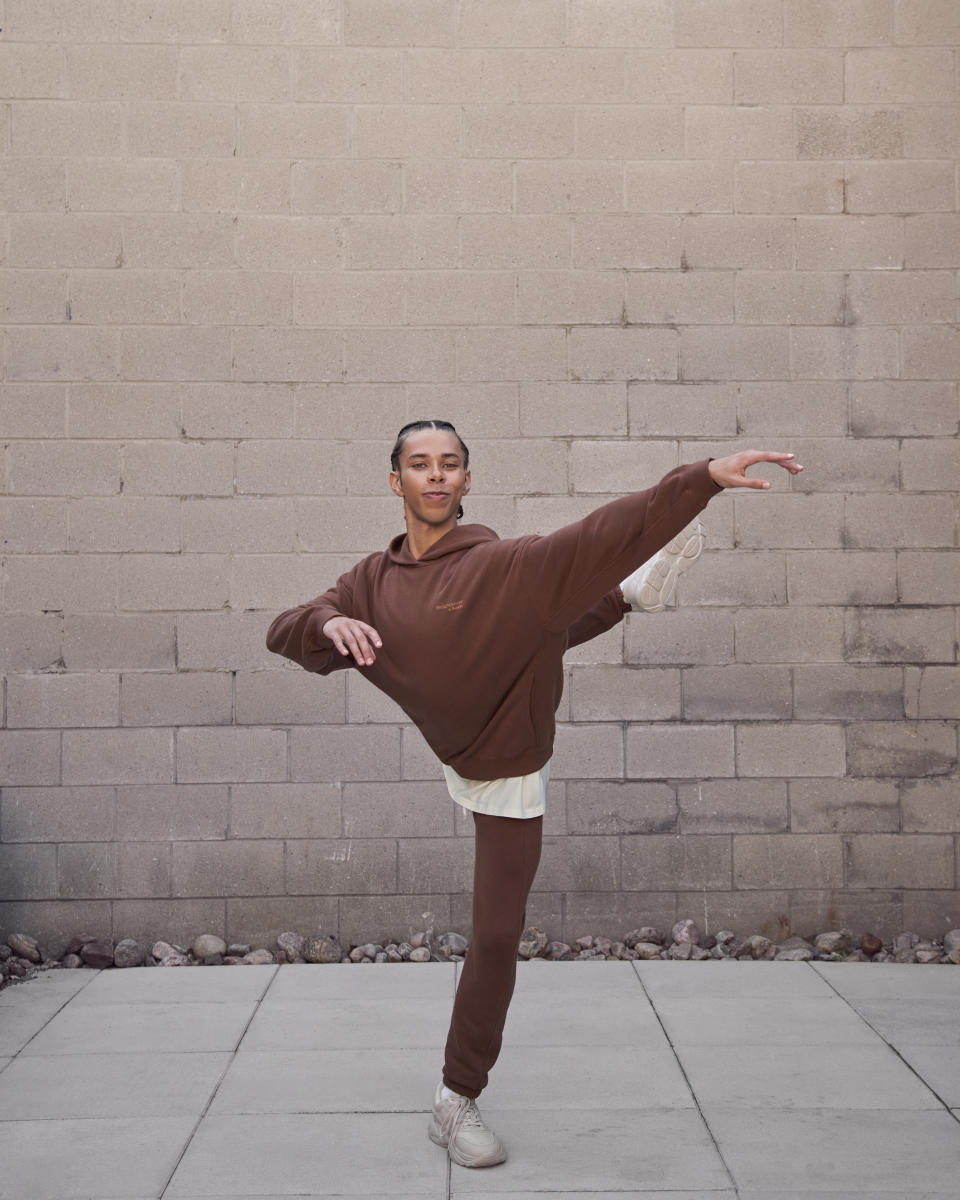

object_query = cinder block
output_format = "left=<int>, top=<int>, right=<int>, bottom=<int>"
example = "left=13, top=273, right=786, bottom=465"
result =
left=626, top=723, right=734, bottom=779
left=575, top=106, right=683, bottom=160
left=295, top=497, right=400, bottom=554
left=622, top=833, right=731, bottom=890
left=70, top=270, right=180, bottom=325
left=395, top=837, right=472, bottom=893
left=344, top=676, right=404, bottom=724
left=171, top=839, right=284, bottom=898
left=790, top=888, right=903, bottom=941
left=66, top=44, right=176, bottom=100
left=735, top=162, right=843, bottom=214
left=63, top=614, right=174, bottom=671
left=290, top=724, right=401, bottom=783
left=182, top=498, right=294, bottom=555
left=791, top=437, right=900, bottom=493
left=113, top=896, right=227, bottom=948
left=67, top=497, right=179, bottom=553
left=569, top=666, right=680, bottom=723
left=678, top=551, right=786, bottom=608
left=458, top=0, right=565, bottom=46
left=796, top=107, right=902, bottom=159
left=296, top=47, right=401, bottom=102
left=847, top=49, right=954, bottom=103
left=405, top=270, right=514, bottom=326
left=557, top=891, right=670, bottom=942
left=844, top=833, right=954, bottom=889
left=127, top=101, right=234, bottom=157
left=122, top=214, right=233, bottom=269
left=0, top=384, right=67, bottom=438
left=737, top=723, right=845, bottom=778
left=627, top=271, right=735, bottom=324
left=675, top=0, right=783, bottom=46
left=570, top=327, right=678, bottom=383
left=235, top=441, right=343, bottom=498
left=341, top=781, right=451, bottom=839
left=847, top=721, right=957, bottom=777
left=177, top=727, right=287, bottom=784
left=901, top=890, right=960, bottom=940
left=739, top=382, right=847, bottom=436
left=459, top=325, right=567, bottom=384
left=232, top=0, right=339, bottom=44
left=286, top=837, right=397, bottom=895
left=895, top=0, right=960, bottom=42
left=903, top=106, right=960, bottom=158
left=784, top=0, right=893, bottom=47
left=119, top=327, right=232, bottom=382
left=682, top=665, right=791, bottom=720
left=234, top=329, right=343, bottom=383
left=8, top=672, right=118, bottom=728
left=846, top=163, right=954, bottom=216
left=1, top=786, right=115, bottom=843
left=735, top=49, right=842, bottom=103
left=0, top=498, right=67, bottom=553
left=339, top=894, right=448, bottom=947
left=121, top=671, right=233, bottom=727
left=686, top=106, right=793, bottom=160
left=846, top=608, right=955, bottom=665
left=627, top=383, right=736, bottom=439
left=516, top=161, right=622, bottom=214
left=734, top=607, right=845, bottom=662
left=3, top=554, right=118, bottom=613
left=850, top=382, right=958, bottom=438
left=516, top=270, right=620, bottom=325
left=553, top=723, right=625, bottom=780
left=179, top=45, right=290, bottom=102
left=734, top=834, right=843, bottom=889
left=58, top=842, right=116, bottom=899
left=535, top=834, right=621, bottom=893
left=902, top=326, right=960, bottom=381
left=117, top=842, right=171, bottom=899
left=358, top=104, right=459, bottom=158
left=0, top=159, right=64, bottom=212
left=901, top=777, right=960, bottom=834
left=737, top=272, right=842, bottom=327
left=677, top=779, right=788, bottom=833
left=796, top=216, right=903, bottom=270
left=462, top=214, right=569, bottom=269
left=565, top=780, right=676, bottom=835
left=237, top=217, right=342, bottom=271
left=7, top=327, right=118, bottom=382
left=183, top=271, right=291, bottom=326
left=793, top=664, right=903, bottom=719
left=345, top=328, right=455, bottom=383
left=623, top=49, right=733, bottom=102
left=119, top=554, right=230, bottom=612
left=181, top=159, right=289, bottom=213
left=0, top=44, right=66, bottom=97
left=573, top=214, right=681, bottom=269
left=116, top=783, right=228, bottom=841
left=625, top=609, right=735, bottom=665
left=237, top=103, right=350, bottom=159
left=680, top=327, right=789, bottom=381
left=847, top=271, right=955, bottom=327
left=62, top=728, right=174, bottom=785
left=520, top=383, right=626, bottom=437
left=7, top=441, right=119, bottom=498
left=68, top=383, right=177, bottom=438
left=118, top=1, right=229, bottom=43
left=181, top=384, right=294, bottom=439
left=405, top=383, right=519, bottom=438
left=790, top=778, right=899, bottom=833
left=293, top=162, right=400, bottom=217
left=344, top=0, right=455, bottom=46
left=237, top=665, right=345, bottom=727
left=403, top=160, right=512, bottom=213
left=570, top=440, right=677, bottom=494
left=407, top=46, right=517, bottom=103
left=0, top=270, right=67, bottom=323
left=906, top=666, right=960, bottom=720
left=563, top=622, right=625, bottom=666
left=846, top=494, right=955, bottom=548
left=736, top=494, right=843, bottom=548
left=0, top=844, right=58, bottom=900
left=684, top=216, right=793, bottom=270
left=230, top=783, right=341, bottom=840
left=12, top=101, right=124, bottom=157
left=178, top=612, right=282, bottom=672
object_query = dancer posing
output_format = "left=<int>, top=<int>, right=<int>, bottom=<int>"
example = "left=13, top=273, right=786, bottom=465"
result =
left=266, top=420, right=802, bottom=1168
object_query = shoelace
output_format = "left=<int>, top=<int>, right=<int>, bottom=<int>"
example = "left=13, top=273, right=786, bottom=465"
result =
left=441, top=1095, right=485, bottom=1144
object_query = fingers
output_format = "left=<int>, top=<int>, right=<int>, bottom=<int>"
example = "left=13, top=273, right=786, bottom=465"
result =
left=330, top=619, right=381, bottom=666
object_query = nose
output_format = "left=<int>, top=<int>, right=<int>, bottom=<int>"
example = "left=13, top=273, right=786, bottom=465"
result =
left=428, top=462, right=445, bottom=482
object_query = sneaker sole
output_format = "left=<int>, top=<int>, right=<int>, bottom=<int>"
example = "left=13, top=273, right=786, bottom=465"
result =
left=635, top=523, right=704, bottom=612
left=428, top=1117, right=507, bottom=1168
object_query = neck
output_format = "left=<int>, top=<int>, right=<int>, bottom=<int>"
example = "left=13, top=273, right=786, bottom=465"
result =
left=404, top=513, right=458, bottom=560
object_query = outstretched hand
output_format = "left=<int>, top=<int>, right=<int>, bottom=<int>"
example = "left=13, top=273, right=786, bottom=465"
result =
left=708, top=451, right=804, bottom=490
left=322, top=616, right=382, bottom=666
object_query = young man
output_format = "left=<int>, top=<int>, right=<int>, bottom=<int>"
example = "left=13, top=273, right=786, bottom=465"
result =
left=266, top=421, right=802, bottom=1169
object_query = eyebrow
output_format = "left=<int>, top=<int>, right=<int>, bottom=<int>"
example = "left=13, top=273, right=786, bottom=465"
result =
left=407, top=452, right=461, bottom=461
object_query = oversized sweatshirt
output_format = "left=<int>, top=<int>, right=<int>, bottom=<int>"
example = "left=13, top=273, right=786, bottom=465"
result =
left=266, top=458, right=723, bottom=780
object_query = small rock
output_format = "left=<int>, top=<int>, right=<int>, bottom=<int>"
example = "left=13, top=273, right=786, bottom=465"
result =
left=0, top=945, right=11, bottom=962
left=349, top=946, right=368, bottom=963
left=6, top=960, right=28, bottom=978
left=518, top=927, right=548, bottom=959
left=844, top=950, right=870, bottom=962
left=915, top=947, right=942, bottom=964
left=410, top=932, right=426, bottom=949
left=203, top=953, right=224, bottom=966
left=361, top=943, right=381, bottom=959
left=672, top=919, right=701, bottom=946
left=779, top=936, right=815, bottom=953
left=439, top=932, right=469, bottom=960
left=741, top=934, right=773, bottom=960
left=192, top=934, right=227, bottom=960
left=242, top=949, right=275, bottom=965
left=113, top=939, right=144, bottom=968
left=575, top=935, right=594, bottom=950
left=223, top=955, right=245, bottom=965
left=374, top=951, right=388, bottom=963
left=815, top=930, right=854, bottom=955
left=775, top=947, right=814, bottom=961
left=668, top=942, right=693, bottom=960
left=386, top=946, right=403, bottom=963
left=594, top=936, right=613, bottom=955
left=893, top=931, right=920, bottom=954
left=545, top=940, right=572, bottom=960
left=690, top=946, right=712, bottom=961
left=945, top=948, right=960, bottom=965
left=861, top=931, right=883, bottom=957
left=7, top=933, right=41, bottom=963
left=409, top=947, right=431, bottom=962
left=943, top=930, right=960, bottom=954
left=80, top=938, right=115, bottom=969
left=276, top=932, right=306, bottom=962
left=152, top=941, right=177, bottom=961
left=61, top=953, right=83, bottom=969
left=159, top=953, right=190, bottom=966
left=894, top=947, right=918, bottom=964
left=610, top=941, right=626, bottom=958
left=398, top=942, right=413, bottom=960
left=303, top=936, right=342, bottom=964
left=633, top=941, right=663, bottom=960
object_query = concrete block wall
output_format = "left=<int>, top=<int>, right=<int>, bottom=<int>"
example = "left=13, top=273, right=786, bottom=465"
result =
left=1, top=0, right=958, bottom=954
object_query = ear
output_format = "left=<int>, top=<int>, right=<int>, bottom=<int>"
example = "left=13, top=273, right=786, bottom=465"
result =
left=389, top=469, right=403, bottom=498
left=462, top=469, right=471, bottom=497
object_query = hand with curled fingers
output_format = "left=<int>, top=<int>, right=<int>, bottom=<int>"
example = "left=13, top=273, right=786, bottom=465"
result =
left=707, top=450, right=804, bottom=490
left=322, top=616, right=383, bottom=667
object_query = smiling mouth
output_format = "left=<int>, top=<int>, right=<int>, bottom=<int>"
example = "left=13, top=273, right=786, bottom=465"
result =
left=424, top=492, right=449, bottom=499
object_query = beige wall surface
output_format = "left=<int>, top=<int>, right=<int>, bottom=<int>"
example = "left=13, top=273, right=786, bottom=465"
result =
left=1, top=0, right=958, bottom=955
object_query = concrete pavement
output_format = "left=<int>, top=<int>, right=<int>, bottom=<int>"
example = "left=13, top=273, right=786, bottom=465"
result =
left=1, top=958, right=959, bottom=1198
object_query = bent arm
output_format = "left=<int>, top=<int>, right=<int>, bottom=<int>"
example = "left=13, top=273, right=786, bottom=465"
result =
left=566, top=588, right=630, bottom=649
left=265, top=566, right=359, bottom=676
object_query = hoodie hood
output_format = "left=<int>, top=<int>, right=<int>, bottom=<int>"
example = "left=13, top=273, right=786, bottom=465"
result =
left=385, top=522, right=501, bottom=565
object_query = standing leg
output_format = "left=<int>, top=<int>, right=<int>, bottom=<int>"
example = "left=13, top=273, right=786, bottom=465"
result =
left=442, top=811, right=543, bottom=1099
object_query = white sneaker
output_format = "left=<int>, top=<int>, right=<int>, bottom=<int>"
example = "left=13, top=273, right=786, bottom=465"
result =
left=428, top=1082, right=507, bottom=1168
left=620, top=519, right=705, bottom=612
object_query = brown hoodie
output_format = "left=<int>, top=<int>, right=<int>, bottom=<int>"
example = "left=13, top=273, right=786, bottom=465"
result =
left=266, top=458, right=722, bottom=780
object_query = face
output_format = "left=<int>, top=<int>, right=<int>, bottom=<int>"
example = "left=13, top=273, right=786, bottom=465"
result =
left=389, top=428, right=470, bottom=529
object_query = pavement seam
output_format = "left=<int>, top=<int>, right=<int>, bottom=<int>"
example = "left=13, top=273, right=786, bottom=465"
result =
left=0, top=967, right=103, bottom=1061
left=629, top=959, right=743, bottom=1198
left=157, top=963, right=281, bottom=1199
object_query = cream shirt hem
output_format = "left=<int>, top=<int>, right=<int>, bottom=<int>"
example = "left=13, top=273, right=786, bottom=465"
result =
left=441, top=759, right=550, bottom=819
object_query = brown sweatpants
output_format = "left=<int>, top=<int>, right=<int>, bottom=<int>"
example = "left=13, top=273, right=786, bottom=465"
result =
left=441, top=809, right=544, bottom=1099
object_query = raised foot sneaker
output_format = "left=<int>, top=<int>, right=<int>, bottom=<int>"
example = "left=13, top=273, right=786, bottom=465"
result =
left=620, top=518, right=705, bottom=613
left=428, top=1083, right=507, bottom=1168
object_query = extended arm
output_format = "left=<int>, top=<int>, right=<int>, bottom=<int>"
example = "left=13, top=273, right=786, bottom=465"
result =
left=566, top=588, right=630, bottom=649
left=265, top=562, right=380, bottom=673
